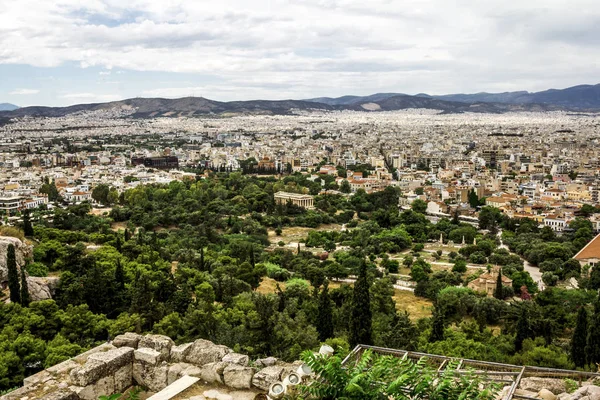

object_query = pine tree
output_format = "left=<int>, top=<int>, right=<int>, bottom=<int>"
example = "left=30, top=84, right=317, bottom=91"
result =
left=316, top=280, right=334, bottom=342
left=494, top=268, right=504, bottom=300
left=7, top=244, right=20, bottom=303
left=22, top=210, right=34, bottom=237
left=515, top=305, right=532, bottom=351
left=571, top=306, right=588, bottom=368
left=20, top=267, right=30, bottom=306
left=429, top=304, right=445, bottom=342
left=200, top=247, right=205, bottom=271
left=349, top=261, right=373, bottom=348
left=586, top=297, right=600, bottom=366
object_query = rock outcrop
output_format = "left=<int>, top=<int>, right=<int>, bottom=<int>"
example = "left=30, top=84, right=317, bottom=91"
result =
left=0, top=236, right=33, bottom=283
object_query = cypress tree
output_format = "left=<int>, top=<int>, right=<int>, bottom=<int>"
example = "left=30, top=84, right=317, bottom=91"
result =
left=20, top=267, right=30, bottom=306
left=429, top=304, right=445, bottom=342
left=7, top=244, right=20, bottom=303
left=571, top=306, right=588, bottom=368
left=22, top=210, right=34, bottom=237
left=586, top=297, right=600, bottom=366
left=115, top=235, right=122, bottom=252
left=494, top=268, right=504, bottom=300
left=200, top=247, right=205, bottom=271
left=114, top=259, right=125, bottom=290
left=124, top=228, right=131, bottom=242
left=349, top=261, right=373, bottom=348
left=515, top=305, right=533, bottom=351
left=316, top=280, right=334, bottom=342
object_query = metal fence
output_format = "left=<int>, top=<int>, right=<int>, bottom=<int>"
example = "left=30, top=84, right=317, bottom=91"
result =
left=342, top=345, right=600, bottom=400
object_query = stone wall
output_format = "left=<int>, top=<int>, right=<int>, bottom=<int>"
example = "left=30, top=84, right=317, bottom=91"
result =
left=0, top=236, right=33, bottom=284
left=1, top=334, right=299, bottom=400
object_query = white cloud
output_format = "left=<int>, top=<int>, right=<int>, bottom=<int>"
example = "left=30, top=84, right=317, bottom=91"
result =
left=1, top=0, right=599, bottom=100
left=9, top=88, right=40, bottom=95
left=59, top=92, right=123, bottom=103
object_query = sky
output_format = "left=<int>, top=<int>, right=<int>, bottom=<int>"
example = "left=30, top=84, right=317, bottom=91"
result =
left=1, top=0, right=599, bottom=107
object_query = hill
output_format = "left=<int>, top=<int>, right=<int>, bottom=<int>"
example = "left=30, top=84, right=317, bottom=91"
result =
left=0, top=103, right=18, bottom=111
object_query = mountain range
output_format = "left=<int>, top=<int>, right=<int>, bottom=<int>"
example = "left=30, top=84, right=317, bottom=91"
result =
left=1, top=84, right=599, bottom=119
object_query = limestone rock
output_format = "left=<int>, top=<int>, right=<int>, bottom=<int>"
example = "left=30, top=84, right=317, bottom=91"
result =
left=222, top=352, right=249, bottom=366
left=538, top=389, right=557, bottom=400
left=138, top=334, right=174, bottom=361
left=114, top=363, right=133, bottom=393
left=69, top=358, right=108, bottom=387
left=73, top=343, right=116, bottom=364
left=23, top=370, right=53, bottom=386
left=167, top=362, right=198, bottom=385
left=0, top=236, right=33, bottom=284
left=171, top=342, right=194, bottom=362
left=520, top=378, right=566, bottom=395
left=47, top=359, right=79, bottom=377
left=198, top=362, right=228, bottom=384
left=27, top=276, right=59, bottom=301
left=571, top=385, right=600, bottom=400
left=186, top=339, right=232, bottom=366
left=113, top=332, right=142, bottom=349
left=37, top=389, right=79, bottom=400
left=133, top=361, right=168, bottom=392
left=557, top=393, right=573, bottom=400
left=87, top=346, right=134, bottom=374
left=134, top=347, right=162, bottom=365
left=251, top=365, right=284, bottom=391
left=223, top=364, right=255, bottom=390
left=71, top=375, right=115, bottom=400
left=254, top=357, right=277, bottom=368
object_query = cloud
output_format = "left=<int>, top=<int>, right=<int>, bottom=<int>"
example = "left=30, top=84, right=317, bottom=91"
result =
left=9, top=88, right=40, bottom=95
left=59, top=92, right=123, bottom=103
left=1, top=0, right=600, bottom=103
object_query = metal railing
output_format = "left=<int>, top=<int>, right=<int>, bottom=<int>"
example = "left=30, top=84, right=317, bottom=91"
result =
left=342, top=345, right=600, bottom=400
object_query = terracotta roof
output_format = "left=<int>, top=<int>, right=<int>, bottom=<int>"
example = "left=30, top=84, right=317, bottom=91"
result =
left=574, top=233, right=600, bottom=261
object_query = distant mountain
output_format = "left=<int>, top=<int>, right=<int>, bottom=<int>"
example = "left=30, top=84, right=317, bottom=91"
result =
left=2, top=84, right=598, bottom=120
left=0, top=103, right=18, bottom=111
left=306, top=84, right=600, bottom=110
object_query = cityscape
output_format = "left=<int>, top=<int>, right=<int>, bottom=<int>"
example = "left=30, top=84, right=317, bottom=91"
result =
left=2, top=1, right=600, bottom=400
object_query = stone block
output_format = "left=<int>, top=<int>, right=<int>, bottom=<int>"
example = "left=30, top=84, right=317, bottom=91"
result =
left=88, top=347, right=134, bottom=374
left=138, top=334, right=174, bottom=361
left=222, top=352, right=249, bottom=366
left=168, top=362, right=191, bottom=385
left=23, top=370, right=53, bottom=386
left=198, top=362, right=228, bottom=384
left=133, top=361, right=169, bottom=392
left=115, top=363, right=133, bottom=393
left=223, top=364, right=255, bottom=390
left=254, top=357, right=277, bottom=368
left=170, top=342, right=193, bottom=362
left=73, top=343, right=116, bottom=364
left=251, top=366, right=284, bottom=391
left=47, top=359, right=79, bottom=377
left=185, top=339, right=232, bottom=366
left=69, top=358, right=108, bottom=387
left=71, top=375, right=115, bottom=400
left=135, top=347, right=162, bottom=365
left=112, top=332, right=142, bottom=349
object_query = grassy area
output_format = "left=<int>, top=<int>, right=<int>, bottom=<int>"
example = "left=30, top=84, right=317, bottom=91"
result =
left=268, top=224, right=343, bottom=244
left=393, top=290, right=433, bottom=320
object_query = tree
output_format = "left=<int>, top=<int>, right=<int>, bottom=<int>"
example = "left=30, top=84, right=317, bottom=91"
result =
left=494, top=269, right=503, bottom=300
left=316, top=280, right=334, bottom=342
left=452, top=259, right=467, bottom=273
left=515, top=306, right=533, bottom=352
left=411, top=199, right=427, bottom=214
left=340, top=179, right=351, bottom=194
left=92, top=184, right=110, bottom=205
left=429, top=304, right=445, bottom=342
left=478, top=206, right=502, bottom=232
left=20, top=267, right=30, bottom=306
left=468, top=189, right=480, bottom=208
left=586, top=297, right=600, bottom=366
left=571, top=306, right=588, bottom=368
left=22, top=210, right=34, bottom=237
left=7, top=244, right=20, bottom=303
left=349, top=261, right=373, bottom=348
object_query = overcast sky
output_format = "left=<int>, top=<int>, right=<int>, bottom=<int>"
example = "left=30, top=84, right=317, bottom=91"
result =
left=1, top=0, right=599, bottom=106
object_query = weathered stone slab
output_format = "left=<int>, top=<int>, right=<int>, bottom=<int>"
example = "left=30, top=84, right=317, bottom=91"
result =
left=251, top=366, right=284, bottom=391
left=223, top=364, right=255, bottom=390
left=115, top=363, right=133, bottom=393
left=185, top=339, right=232, bottom=366
left=138, top=334, right=174, bottom=361
left=69, top=358, right=108, bottom=387
left=133, top=361, right=169, bottom=392
left=198, top=362, right=228, bottom=384
left=88, top=346, right=134, bottom=374
left=71, top=375, right=115, bottom=400
left=47, top=359, right=79, bottom=377
left=222, top=353, right=249, bottom=366
left=73, top=343, right=116, bottom=364
left=170, top=342, right=193, bottom=362
left=112, top=332, right=142, bottom=349
left=135, top=347, right=162, bottom=365
left=23, top=370, right=53, bottom=386
left=37, top=389, right=79, bottom=400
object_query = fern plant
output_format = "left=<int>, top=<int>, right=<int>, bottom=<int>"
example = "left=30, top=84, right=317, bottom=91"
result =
left=297, top=349, right=499, bottom=400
